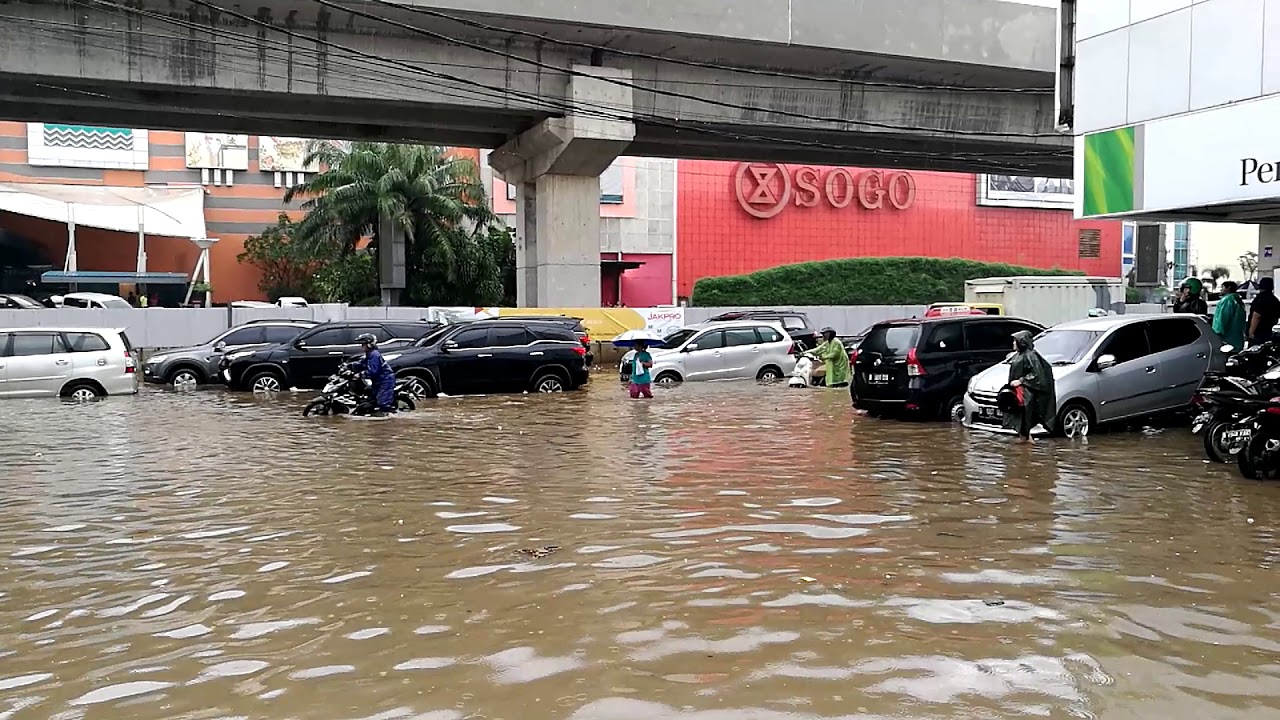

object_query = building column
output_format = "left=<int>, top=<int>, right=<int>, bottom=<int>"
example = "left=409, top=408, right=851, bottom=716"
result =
left=490, top=66, right=635, bottom=307
left=1259, top=225, right=1280, bottom=280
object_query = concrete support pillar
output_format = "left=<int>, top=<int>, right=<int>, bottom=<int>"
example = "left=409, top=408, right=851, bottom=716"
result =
left=490, top=66, right=635, bottom=307
left=1259, top=225, right=1280, bottom=280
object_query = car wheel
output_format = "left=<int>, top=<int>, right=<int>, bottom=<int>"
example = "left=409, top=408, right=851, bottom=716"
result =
left=247, top=370, right=284, bottom=394
left=757, top=366, right=783, bottom=382
left=169, top=367, right=201, bottom=389
left=62, top=381, right=105, bottom=402
left=533, top=373, right=565, bottom=393
left=655, top=372, right=681, bottom=385
left=1057, top=402, right=1093, bottom=439
left=401, top=374, right=434, bottom=399
left=942, top=395, right=965, bottom=422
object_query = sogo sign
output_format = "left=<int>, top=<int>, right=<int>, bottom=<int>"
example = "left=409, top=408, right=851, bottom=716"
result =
left=733, top=162, right=917, bottom=219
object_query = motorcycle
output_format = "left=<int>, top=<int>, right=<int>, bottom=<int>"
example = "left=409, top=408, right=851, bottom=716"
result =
left=303, top=367, right=417, bottom=417
left=1202, top=341, right=1280, bottom=393
left=1193, top=389, right=1270, bottom=463
left=788, top=352, right=825, bottom=388
left=1236, top=392, right=1280, bottom=480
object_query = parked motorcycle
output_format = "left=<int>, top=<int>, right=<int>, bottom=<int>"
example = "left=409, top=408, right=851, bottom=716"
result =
left=1202, top=341, right=1280, bottom=393
left=303, top=367, right=416, bottom=417
left=1236, top=395, right=1280, bottom=480
left=788, top=352, right=825, bottom=388
left=1193, top=390, right=1269, bottom=463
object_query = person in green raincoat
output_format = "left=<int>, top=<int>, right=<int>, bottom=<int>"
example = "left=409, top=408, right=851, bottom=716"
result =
left=1212, top=280, right=1247, bottom=350
left=1003, top=330, right=1056, bottom=443
left=809, top=327, right=852, bottom=388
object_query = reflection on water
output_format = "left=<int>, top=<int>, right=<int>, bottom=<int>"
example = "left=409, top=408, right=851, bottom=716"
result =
left=0, top=382, right=1277, bottom=719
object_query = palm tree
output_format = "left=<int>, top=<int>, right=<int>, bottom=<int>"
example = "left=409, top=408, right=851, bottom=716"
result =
left=285, top=142, right=507, bottom=305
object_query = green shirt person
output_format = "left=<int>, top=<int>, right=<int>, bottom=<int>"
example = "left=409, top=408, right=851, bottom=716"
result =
left=1213, top=281, right=1247, bottom=350
left=810, top=327, right=852, bottom=388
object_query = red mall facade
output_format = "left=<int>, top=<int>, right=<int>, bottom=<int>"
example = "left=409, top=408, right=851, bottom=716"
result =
left=673, top=160, right=1122, bottom=302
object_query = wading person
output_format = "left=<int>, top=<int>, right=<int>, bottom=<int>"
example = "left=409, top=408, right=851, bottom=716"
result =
left=351, top=333, right=396, bottom=415
left=1213, top=280, right=1247, bottom=350
left=1003, top=330, right=1056, bottom=444
left=628, top=339, right=654, bottom=399
left=810, top=327, right=852, bottom=388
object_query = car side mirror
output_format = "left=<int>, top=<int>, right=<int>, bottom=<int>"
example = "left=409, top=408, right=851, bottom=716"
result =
left=442, top=340, right=458, bottom=352
left=683, top=343, right=699, bottom=352
left=1096, top=353, right=1117, bottom=371
left=214, top=341, right=226, bottom=352
left=294, top=340, right=307, bottom=349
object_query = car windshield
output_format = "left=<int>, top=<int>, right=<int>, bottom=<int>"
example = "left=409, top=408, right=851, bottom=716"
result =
left=7, top=294, right=42, bottom=308
left=414, top=326, right=454, bottom=347
left=860, top=324, right=920, bottom=357
left=659, top=329, right=698, bottom=349
left=1023, top=329, right=1104, bottom=365
left=99, top=297, right=131, bottom=309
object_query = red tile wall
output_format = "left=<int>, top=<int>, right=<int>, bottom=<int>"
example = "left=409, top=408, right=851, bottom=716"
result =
left=676, top=160, right=1122, bottom=299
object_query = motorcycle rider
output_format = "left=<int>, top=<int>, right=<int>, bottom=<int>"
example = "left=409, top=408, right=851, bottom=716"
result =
left=1172, top=277, right=1208, bottom=315
left=350, top=333, right=396, bottom=415
left=809, top=327, right=852, bottom=388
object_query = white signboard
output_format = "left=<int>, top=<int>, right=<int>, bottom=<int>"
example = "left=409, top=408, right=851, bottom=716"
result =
left=185, top=132, right=249, bottom=170
left=639, top=307, right=684, bottom=337
left=977, top=174, right=1075, bottom=209
left=1076, top=93, right=1280, bottom=217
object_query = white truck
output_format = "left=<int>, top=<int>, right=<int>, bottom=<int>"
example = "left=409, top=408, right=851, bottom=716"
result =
left=964, top=276, right=1125, bottom=328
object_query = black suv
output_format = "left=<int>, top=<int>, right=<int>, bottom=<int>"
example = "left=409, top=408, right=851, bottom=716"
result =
left=502, top=315, right=593, bottom=365
left=221, top=320, right=441, bottom=392
left=852, top=315, right=1044, bottom=420
left=708, top=310, right=818, bottom=350
left=387, top=319, right=591, bottom=397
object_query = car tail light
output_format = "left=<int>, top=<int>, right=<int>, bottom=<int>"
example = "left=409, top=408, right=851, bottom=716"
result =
left=906, top=348, right=926, bottom=376
left=1266, top=406, right=1280, bottom=415
left=849, top=348, right=858, bottom=363
left=581, top=336, right=591, bottom=346
left=788, top=342, right=796, bottom=355
left=1192, top=394, right=1205, bottom=406
left=125, top=352, right=136, bottom=374
left=571, top=345, right=586, bottom=356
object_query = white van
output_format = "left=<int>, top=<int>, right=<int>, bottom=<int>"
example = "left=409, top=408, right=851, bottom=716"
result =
left=61, top=292, right=133, bottom=309
left=0, top=327, right=139, bottom=399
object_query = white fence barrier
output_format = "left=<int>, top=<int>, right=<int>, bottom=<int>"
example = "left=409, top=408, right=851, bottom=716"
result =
left=0, top=302, right=1178, bottom=350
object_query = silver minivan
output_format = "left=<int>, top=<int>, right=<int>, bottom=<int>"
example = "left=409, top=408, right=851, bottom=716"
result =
left=622, top=321, right=797, bottom=384
left=963, top=314, right=1226, bottom=437
left=0, top=327, right=139, bottom=399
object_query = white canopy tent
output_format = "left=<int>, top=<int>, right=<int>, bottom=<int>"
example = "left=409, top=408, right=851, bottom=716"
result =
left=0, top=182, right=214, bottom=305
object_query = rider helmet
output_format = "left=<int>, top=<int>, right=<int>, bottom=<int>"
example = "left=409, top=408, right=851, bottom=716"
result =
left=356, top=333, right=378, bottom=347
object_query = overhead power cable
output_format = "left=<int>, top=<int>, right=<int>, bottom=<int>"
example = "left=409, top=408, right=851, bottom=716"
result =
left=319, top=0, right=1066, bottom=140
left=26, top=1, right=1069, bottom=173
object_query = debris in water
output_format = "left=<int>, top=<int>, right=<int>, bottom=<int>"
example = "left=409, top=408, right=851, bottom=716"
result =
left=517, top=545, right=560, bottom=559
left=983, top=599, right=1005, bottom=607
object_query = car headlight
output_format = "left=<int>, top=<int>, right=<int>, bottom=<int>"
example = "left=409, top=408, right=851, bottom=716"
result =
left=147, top=354, right=169, bottom=364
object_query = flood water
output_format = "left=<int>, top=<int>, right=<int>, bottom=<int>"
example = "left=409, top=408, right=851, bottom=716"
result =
left=1, top=381, right=1278, bottom=720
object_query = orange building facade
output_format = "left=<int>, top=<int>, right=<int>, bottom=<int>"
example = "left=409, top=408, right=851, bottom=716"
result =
left=0, top=123, right=309, bottom=303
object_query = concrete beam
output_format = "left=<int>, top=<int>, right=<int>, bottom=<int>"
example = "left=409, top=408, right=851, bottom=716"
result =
left=0, top=0, right=1069, bottom=175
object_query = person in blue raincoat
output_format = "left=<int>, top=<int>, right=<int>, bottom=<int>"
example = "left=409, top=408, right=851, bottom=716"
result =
left=351, top=333, right=396, bottom=415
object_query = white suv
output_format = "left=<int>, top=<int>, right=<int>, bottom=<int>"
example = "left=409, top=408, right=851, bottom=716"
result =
left=0, top=328, right=139, bottom=399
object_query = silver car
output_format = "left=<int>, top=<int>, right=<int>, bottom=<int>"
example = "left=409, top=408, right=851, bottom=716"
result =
left=963, top=314, right=1227, bottom=438
left=619, top=321, right=796, bottom=384
left=0, top=327, right=139, bottom=399
left=143, top=319, right=316, bottom=388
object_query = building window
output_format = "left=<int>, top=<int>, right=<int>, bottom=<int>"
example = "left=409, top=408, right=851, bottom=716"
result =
left=1121, top=223, right=1136, bottom=277
left=1078, top=229, right=1102, bottom=259
left=1172, top=222, right=1189, bottom=283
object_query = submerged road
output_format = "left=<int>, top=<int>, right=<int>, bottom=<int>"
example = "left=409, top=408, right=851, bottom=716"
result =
left=0, top=382, right=1277, bottom=719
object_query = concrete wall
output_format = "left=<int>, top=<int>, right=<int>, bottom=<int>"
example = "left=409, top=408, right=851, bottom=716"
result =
left=684, top=305, right=928, bottom=332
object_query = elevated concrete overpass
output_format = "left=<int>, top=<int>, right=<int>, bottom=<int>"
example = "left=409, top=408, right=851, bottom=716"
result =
left=0, top=0, right=1068, bottom=305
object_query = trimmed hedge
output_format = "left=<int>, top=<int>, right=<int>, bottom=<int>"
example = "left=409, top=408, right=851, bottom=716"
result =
left=689, top=257, right=1082, bottom=306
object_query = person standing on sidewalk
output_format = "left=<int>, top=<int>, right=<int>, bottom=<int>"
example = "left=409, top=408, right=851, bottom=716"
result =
left=1213, top=280, right=1247, bottom=350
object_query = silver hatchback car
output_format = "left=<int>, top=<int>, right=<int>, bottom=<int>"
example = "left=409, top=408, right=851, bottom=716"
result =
left=620, top=320, right=797, bottom=384
left=963, top=314, right=1227, bottom=437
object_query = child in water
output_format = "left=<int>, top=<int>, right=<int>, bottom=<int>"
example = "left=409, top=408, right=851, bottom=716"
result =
left=629, top=340, right=654, bottom=399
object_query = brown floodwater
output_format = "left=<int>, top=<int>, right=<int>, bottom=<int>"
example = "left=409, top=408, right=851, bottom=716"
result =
left=0, top=380, right=1278, bottom=720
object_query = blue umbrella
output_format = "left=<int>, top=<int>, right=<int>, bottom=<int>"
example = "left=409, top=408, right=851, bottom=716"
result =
left=612, top=329, right=664, bottom=348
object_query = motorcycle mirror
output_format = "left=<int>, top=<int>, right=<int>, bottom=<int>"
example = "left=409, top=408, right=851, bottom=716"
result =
left=1220, top=344, right=1235, bottom=353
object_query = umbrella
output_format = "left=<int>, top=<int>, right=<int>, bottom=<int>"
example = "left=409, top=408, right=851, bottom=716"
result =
left=612, top=329, right=664, bottom=348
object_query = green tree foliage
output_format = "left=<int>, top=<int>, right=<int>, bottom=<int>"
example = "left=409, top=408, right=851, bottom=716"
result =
left=238, top=142, right=512, bottom=306
left=236, top=214, right=318, bottom=301
left=689, top=257, right=1082, bottom=306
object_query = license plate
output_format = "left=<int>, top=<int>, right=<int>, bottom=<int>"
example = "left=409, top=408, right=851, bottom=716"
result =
left=1224, top=429, right=1251, bottom=440
left=979, top=406, right=1002, bottom=420
left=865, top=373, right=890, bottom=384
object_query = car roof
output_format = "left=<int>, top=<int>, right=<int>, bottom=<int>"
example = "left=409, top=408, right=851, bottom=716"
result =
left=687, top=319, right=785, bottom=330
left=238, top=319, right=316, bottom=326
left=877, top=315, right=1039, bottom=327
left=1050, top=314, right=1196, bottom=331
left=0, top=326, right=120, bottom=333
left=64, top=292, right=125, bottom=300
